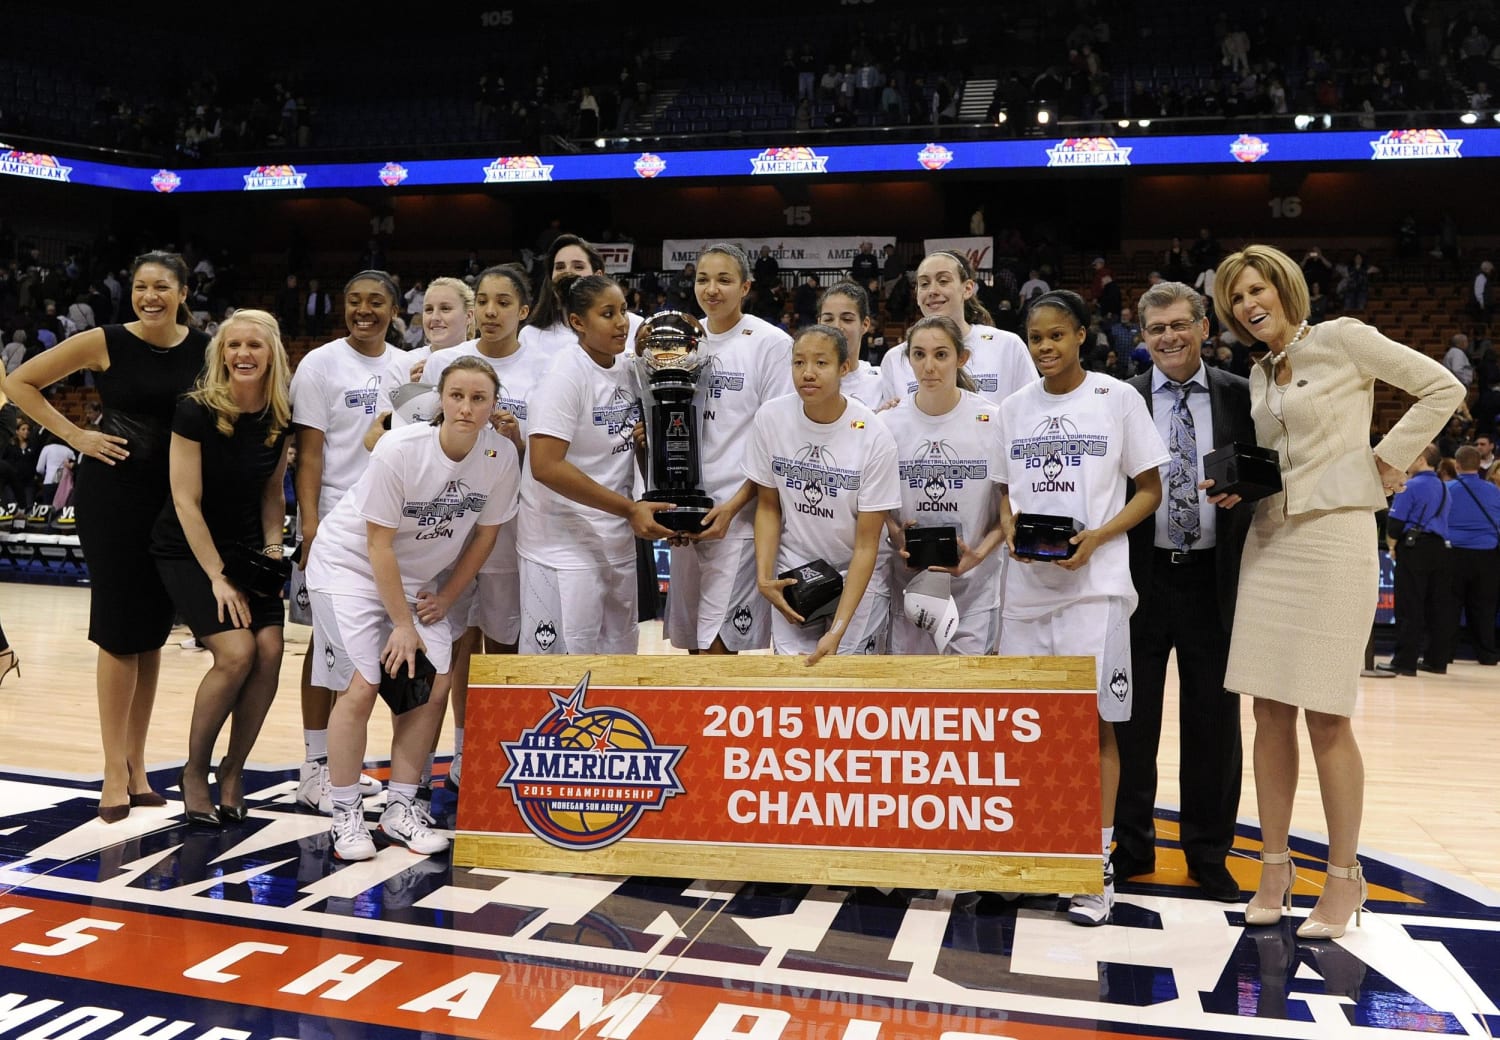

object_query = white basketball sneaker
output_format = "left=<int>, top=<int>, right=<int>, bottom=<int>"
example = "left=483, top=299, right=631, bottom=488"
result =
left=331, top=805, right=376, bottom=862
left=297, top=760, right=331, bottom=814
left=379, top=800, right=450, bottom=856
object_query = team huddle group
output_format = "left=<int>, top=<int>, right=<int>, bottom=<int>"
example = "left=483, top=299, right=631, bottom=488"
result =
left=1, top=234, right=1464, bottom=931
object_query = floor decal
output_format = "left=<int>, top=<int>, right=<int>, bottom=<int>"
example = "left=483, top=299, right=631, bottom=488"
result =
left=0, top=765, right=1495, bottom=1039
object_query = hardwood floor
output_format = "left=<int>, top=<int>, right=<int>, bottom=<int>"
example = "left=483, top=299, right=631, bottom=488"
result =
left=1, top=580, right=1494, bottom=891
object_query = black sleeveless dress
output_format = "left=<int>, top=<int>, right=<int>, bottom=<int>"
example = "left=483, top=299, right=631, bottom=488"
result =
left=74, top=324, right=209, bottom=653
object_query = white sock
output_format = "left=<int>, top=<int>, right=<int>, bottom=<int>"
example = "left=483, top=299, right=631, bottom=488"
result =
left=329, top=783, right=361, bottom=812
left=387, top=782, right=419, bottom=809
left=1102, top=826, right=1115, bottom=875
left=304, top=729, right=328, bottom=762
left=454, top=727, right=465, bottom=756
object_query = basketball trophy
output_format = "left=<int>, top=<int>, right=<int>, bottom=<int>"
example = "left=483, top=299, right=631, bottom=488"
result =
left=629, top=311, right=716, bottom=534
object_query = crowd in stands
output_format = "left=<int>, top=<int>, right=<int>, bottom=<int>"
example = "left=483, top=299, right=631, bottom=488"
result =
left=5, top=2, right=1500, bottom=165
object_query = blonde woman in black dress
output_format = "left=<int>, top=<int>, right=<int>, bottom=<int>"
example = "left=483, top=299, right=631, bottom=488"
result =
left=2, top=251, right=208, bottom=821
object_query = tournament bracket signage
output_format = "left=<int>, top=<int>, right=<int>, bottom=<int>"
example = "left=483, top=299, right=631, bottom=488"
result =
left=459, top=655, right=1101, bottom=892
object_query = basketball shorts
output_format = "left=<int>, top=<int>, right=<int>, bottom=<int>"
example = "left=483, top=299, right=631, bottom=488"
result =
left=309, top=589, right=455, bottom=690
left=770, top=592, right=890, bottom=657
left=664, top=536, right=769, bottom=651
left=999, top=596, right=1133, bottom=721
left=518, top=557, right=638, bottom=655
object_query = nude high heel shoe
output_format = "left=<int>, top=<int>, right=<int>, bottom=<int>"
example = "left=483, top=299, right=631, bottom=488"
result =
left=1244, top=849, right=1296, bottom=926
left=1297, top=861, right=1366, bottom=940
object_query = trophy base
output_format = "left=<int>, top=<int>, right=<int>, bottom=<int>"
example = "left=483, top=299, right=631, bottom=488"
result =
left=643, top=493, right=714, bottom=534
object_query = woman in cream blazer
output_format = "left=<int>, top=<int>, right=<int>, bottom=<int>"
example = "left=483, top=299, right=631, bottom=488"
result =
left=1211, top=244, right=1463, bottom=940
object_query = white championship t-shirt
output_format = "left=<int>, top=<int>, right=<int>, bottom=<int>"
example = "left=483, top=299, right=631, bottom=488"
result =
left=377, top=343, right=447, bottom=428
left=304, top=422, right=520, bottom=601
left=879, top=323, right=1035, bottom=408
left=516, top=345, right=642, bottom=569
left=288, top=337, right=392, bottom=515
left=428, top=339, right=554, bottom=576
left=698, top=313, right=794, bottom=538
left=994, top=370, right=1167, bottom=618
left=426, top=339, right=550, bottom=440
left=744, top=393, right=901, bottom=575
left=880, top=390, right=1006, bottom=613
left=841, top=361, right=887, bottom=408
left=520, top=312, right=645, bottom=366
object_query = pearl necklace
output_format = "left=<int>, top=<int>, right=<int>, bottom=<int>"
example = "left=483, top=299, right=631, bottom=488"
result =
left=1267, top=320, right=1309, bottom=365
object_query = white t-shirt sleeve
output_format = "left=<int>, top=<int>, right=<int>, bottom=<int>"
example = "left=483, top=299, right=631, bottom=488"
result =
left=353, top=442, right=407, bottom=530
left=756, top=329, right=795, bottom=400
left=743, top=406, right=777, bottom=487
left=527, top=360, right=585, bottom=444
left=878, top=343, right=905, bottom=402
left=992, top=401, right=1015, bottom=487
left=860, top=424, right=902, bottom=512
left=1119, top=388, right=1170, bottom=477
left=289, top=354, right=331, bottom=432
left=480, top=442, right=522, bottom=525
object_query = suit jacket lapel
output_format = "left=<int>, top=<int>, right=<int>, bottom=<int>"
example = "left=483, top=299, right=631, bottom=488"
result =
left=1205, top=367, right=1231, bottom=450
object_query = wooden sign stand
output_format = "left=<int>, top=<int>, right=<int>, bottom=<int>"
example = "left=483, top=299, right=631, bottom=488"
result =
left=458, top=655, right=1100, bottom=894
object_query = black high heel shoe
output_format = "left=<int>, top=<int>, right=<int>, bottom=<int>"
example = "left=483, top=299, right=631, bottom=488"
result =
left=0, top=648, right=19, bottom=687
left=217, top=760, right=247, bottom=823
left=178, top=768, right=221, bottom=829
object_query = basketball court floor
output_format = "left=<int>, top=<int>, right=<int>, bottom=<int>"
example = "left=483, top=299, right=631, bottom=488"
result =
left=0, top=581, right=1496, bottom=1040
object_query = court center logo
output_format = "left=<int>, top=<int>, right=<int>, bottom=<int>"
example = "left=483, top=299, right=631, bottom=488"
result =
left=500, top=672, right=686, bottom=850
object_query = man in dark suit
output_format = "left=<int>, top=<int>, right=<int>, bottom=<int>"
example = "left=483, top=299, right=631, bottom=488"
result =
left=1115, top=282, right=1254, bottom=902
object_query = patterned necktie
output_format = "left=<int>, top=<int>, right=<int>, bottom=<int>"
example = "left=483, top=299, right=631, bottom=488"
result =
left=1166, top=380, right=1200, bottom=551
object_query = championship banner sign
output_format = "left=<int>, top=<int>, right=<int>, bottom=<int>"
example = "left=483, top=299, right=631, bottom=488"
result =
left=661, top=236, right=895, bottom=271
left=458, top=656, right=1100, bottom=892
left=923, top=235, right=995, bottom=271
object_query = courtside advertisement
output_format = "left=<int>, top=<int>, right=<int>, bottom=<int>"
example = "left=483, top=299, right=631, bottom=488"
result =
left=460, top=672, right=1099, bottom=860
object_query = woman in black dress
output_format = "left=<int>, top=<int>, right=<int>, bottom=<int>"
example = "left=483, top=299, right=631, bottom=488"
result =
left=2, top=251, right=208, bottom=821
left=153, top=309, right=291, bottom=826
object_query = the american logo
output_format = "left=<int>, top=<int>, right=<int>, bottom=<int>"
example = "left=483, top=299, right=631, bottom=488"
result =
left=243, top=164, right=306, bottom=190
left=500, top=672, right=686, bottom=850
left=917, top=143, right=954, bottom=170
left=378, top=161, right=409, bottom=187
left=0, top=150, right=73, bottom=182
left=484, top=155, right=555, bottom=183
left=1045, top=136, right=1133, bottom=167
left=1371, top=128, right=1463, bottom=160
left=751, top=146, right=829, bottom=175
left=633, top=152, right=667, bottom=178
left=150, top=169, right=181, bottom=193
left=1229, top=133, right=1269, bottom=163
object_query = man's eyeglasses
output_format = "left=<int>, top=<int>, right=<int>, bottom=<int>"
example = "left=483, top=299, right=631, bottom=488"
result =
left=1144, top=319, right=1201, bottom=338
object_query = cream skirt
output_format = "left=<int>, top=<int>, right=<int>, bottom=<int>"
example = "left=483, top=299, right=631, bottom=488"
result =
left=1224, top=506, right=1378, bottom=717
